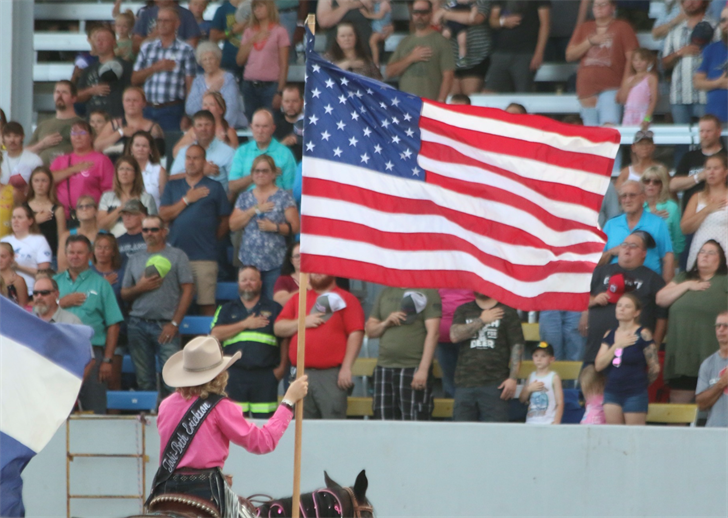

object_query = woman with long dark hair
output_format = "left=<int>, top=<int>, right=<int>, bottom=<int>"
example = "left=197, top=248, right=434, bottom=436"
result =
left=657, top=240, right=728, bottom=404
left=97, top=155, right=158, bottom=236
left=124, top=130, right=166, bottom=211
left=25, top=166, right=66, bottom=259
left=325, top=22, right=382, bottom=79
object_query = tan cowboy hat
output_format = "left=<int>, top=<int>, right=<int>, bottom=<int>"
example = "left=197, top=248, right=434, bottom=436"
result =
left=162, top=336, right=241, bottom=388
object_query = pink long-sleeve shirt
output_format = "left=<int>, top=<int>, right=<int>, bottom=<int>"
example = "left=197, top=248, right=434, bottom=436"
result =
left=157, top=393, right=293, bottom=469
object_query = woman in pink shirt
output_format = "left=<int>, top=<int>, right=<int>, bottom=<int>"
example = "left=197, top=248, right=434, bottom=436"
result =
left=236, top=0, right=290, bottom=122
left=50, top=121, right=114, bottom=226
left=148, top=335, right=308, bottom=516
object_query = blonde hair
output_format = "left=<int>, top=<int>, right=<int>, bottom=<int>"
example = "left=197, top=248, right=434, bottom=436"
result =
left=641, top=165, right=671, bottom=204
left=115, top=9, right=135, bottom=29
left=177, top=371, right=229, bottom=400
left=580, top=365, right=606, bottom=397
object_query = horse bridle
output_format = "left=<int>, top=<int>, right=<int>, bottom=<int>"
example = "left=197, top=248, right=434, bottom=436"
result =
left=257, top=487, right=372, bottom=518
left=343, top=487, right=373, bottom=518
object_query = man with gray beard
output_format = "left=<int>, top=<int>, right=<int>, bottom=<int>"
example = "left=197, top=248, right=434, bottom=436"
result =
left=211, top=265, right=286, bottom=418
left=32, top=276, right=83, bottom=325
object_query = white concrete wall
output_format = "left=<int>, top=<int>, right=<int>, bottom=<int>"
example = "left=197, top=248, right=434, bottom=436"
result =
left=24, top=418, right=728, bottom=517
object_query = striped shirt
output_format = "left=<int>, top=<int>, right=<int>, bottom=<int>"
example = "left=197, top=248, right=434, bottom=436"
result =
left=133, top=38, right=197, bottom=104
left=663, top=17, right=718, bottom=105
left=449, top=0, right=492, bottom=69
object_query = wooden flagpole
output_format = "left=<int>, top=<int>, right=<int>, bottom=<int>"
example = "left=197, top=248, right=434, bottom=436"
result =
left=291, top=14, right=317, bottom=518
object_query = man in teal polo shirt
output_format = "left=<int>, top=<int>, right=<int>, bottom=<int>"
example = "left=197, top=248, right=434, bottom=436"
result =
left=210, top=265, right=286, bottom=418
left=228, top=109, right=297, bottom=195
left=601, top=180, right=675, bottom=283
left=55, top=234, right=124, bottom=414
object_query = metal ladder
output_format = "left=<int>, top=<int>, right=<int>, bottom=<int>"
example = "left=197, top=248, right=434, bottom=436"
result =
left=66, top=415, right=150, bottom=518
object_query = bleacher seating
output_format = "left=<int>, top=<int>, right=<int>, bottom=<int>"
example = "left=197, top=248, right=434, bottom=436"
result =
left=180, top=315, right=214, bottom=336
left=106, top=390, right=158, bottom=411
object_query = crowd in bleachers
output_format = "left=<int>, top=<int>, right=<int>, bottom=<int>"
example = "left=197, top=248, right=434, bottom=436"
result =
left=1, top=0, right=728, bottom=427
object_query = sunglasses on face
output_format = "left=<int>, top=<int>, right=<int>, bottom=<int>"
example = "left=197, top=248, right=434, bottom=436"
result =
left=33, top=290, right=53, bottom=296
left=412, top=9, right=431, bottom=14
left=77, top=203, right=95, bottom=210
left=642, top=178, right=662, bottom=185
left=142, top=227, right=161, bottom=233
left=620, top=242, right=642, bottom=250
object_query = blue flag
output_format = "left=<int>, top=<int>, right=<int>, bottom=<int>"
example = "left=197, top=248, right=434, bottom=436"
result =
left=0, top=298, right=93, bottom=517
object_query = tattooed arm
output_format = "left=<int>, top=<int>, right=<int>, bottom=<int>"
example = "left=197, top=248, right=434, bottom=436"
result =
left=642, top=328, right=660, bottom=384
left=509, top=341, right=524, bottom=380
left=449, top=318, right=486, bottom=343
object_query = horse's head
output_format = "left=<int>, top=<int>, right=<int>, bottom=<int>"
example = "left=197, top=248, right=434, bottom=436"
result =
left=323, top=470, right=373, bottom=518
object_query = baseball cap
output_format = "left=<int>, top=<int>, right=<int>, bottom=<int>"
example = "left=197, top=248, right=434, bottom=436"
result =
left=400, top=291, right=428, bottom=325
left=533, top=341, right=555, bottom=357
left=120, top=199, right=148, bottom=215
left=633, top=130, right=654, bottom=144
left=690, top=21, right=715, bottom=48
left=145, top=254, right=172, bottom=279
left=98, top=60, right=124, bottom=83
left=310, top=292, right=347, bottom=322
left=605, top=273, right=638, bottom=304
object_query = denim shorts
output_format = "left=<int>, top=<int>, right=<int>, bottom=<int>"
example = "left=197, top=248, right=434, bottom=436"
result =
left=603, top=390, right=649, bottom=413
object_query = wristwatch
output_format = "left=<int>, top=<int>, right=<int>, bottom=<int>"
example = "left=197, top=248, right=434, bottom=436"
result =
left=170, top=320, right=179, bottom=328
left=254, top=205, right=262, bottom=215
left=281, top=398, right=295, bottom=411
left=102, top=357, right=113, bottom=364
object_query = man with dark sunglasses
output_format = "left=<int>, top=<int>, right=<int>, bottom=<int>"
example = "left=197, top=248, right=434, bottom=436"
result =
left=121, top=215, right=194, bottom=399
left=32, top=276, right=83, bottom=325
left=385, top=0, right=455, bottom=102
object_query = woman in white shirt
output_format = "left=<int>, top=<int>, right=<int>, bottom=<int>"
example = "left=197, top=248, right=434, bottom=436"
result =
left=0, top=205, right=52, bottom=296
left=123, top=131, right=166, bottom=211
left=97, top=156, right=158, bottom=237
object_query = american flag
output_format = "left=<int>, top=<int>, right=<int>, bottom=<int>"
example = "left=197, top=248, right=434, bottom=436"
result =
left=299, top=33, right=620, bottom=311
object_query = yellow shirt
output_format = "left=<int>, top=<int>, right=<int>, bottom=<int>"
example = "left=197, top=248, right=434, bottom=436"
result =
left=0, top=183, right=14, bottom=239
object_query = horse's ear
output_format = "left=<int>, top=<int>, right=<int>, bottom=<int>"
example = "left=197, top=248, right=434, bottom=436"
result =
left=354, top=470, right=368, bottom=501
left=324, top=471, right=341, bottom=489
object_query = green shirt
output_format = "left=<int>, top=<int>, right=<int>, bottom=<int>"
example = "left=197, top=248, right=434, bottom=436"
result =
left=664, top=273, right=728, bottom=381
left=228, top=139, right=297, bottom=192
left=388, top=31, right=455, bottom=100
left=54, top=268, right=124, bottom=347
left=452, top=301, right=524, bottom=388
left=28, top=116, right=84, bottom=166
left=644, top=199, right=685, bottom=256
left=371, top=287, right=441, bottom=369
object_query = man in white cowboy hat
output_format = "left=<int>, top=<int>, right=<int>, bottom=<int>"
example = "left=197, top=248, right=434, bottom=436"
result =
left=365, top=288, right=442, bottom=420
left=274, top=273, right=365, bottom=419
left=149, top=335, right=308, bottom=515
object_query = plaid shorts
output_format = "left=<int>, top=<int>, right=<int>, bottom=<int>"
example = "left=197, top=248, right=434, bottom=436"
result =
left=372, top=366, right=433, bottom=421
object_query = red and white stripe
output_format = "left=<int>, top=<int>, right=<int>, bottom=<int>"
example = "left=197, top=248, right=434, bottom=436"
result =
left=300, top=101, right=620, bottom=311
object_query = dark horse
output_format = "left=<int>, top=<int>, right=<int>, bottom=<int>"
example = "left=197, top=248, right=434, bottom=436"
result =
left=127, top=470, right=372, bottom=518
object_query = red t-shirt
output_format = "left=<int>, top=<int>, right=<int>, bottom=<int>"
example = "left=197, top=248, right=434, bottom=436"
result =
left=273, top=274, right=298, bottom=295
left=276, top=287, right=365, bottom=369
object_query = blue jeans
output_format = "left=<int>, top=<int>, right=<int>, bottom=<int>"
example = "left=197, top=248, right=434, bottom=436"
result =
left=670, top=103, right=705, bottom=124
left=580, top=89, right=622, bottom=126
left=260, top=267, right=281, bottom=301
left=143, top=102, right=184, bottom=132
left=127, top=317, right=181, bottom=397
left=279, top=10, right=298, bottom=63
left=241, top=80, right=278, bottom=123
left=436, top=342, right=459, bottom=398
left=538, top=310, right=585, bottom=361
